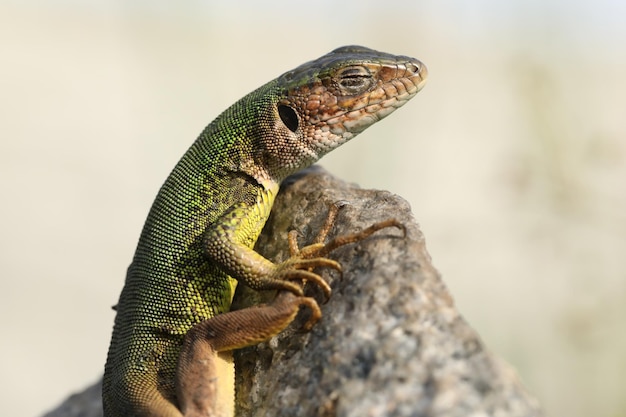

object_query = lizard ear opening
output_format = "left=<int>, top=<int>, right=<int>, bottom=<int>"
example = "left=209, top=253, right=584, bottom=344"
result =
left=277, top=104, right=299, bottom=133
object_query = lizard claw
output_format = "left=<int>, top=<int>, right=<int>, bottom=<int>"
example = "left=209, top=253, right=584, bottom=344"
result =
left=273, top=256, right=339, bottom=301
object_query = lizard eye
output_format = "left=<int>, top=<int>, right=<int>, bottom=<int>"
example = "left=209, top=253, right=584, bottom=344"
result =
left=278, top=104, right=299, bottom=133
left=337, top=66, right=374, bottom=94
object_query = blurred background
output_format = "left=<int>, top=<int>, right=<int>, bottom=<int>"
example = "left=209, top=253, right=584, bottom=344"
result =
left=1, top=1, right=624, bottom=416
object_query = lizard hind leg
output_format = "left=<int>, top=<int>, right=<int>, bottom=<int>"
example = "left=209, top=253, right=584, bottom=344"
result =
left=175, top=292, right=320, bottom=417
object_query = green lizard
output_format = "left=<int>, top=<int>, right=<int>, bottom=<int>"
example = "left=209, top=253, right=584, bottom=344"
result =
left=102, top=45, right=427, bottom=417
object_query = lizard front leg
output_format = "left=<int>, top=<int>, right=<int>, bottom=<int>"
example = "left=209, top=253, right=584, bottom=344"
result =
left=172, top=188, right=333, bottom=417
left=176, top=200, right=404, bottom=416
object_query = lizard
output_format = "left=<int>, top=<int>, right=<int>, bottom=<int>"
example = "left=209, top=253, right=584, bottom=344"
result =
left=102, top=45, right=427, bottom=417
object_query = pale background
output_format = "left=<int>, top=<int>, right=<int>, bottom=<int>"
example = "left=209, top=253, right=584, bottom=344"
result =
left=1, top=1, right=624, bottom=416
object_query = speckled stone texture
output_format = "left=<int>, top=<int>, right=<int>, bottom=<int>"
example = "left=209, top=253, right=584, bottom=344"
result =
left=234, top=167, right=542, bottom=417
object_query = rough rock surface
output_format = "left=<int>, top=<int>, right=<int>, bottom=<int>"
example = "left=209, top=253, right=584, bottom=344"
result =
left=43, top=167, right=542, bottom=417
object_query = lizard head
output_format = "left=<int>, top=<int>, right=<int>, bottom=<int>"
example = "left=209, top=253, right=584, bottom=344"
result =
left=245, top=46, right=427, bottom=183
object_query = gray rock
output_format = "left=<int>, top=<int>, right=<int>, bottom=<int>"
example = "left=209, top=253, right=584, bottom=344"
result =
left=43, top=167, right=542, bottom=417
left=42, top=378, right=103, bottom=417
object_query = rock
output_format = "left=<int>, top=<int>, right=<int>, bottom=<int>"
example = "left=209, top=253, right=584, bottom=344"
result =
left=43, top=167, right=542, bottom=417
left=42, top=378, right=103, bottom=417
left=233, top=167, right=542, bottom=417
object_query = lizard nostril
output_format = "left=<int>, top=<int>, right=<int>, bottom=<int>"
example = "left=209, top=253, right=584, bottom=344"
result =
left=406, top=63, right=419, bottom=74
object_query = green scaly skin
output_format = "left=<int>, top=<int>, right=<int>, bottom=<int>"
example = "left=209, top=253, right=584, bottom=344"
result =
left=102, top=45, right=427, bottom=417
